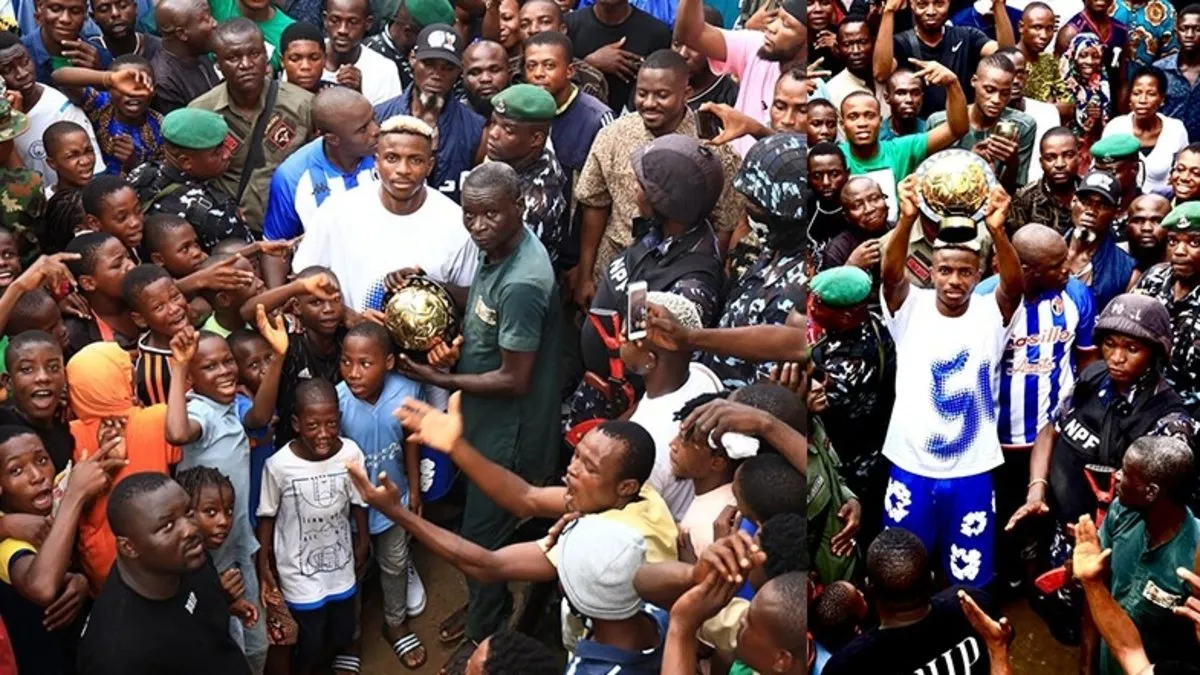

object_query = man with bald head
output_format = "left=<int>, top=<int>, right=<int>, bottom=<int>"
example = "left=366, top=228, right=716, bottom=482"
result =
left=263, top=87, right=380, bottom=286
left=462, top=40, right=511, bottom=117
left=149, top=0, right=220, bottom=113
left=821, top=176, right=890, bottom=271
left=1121, top=193, right=1170, bottom=272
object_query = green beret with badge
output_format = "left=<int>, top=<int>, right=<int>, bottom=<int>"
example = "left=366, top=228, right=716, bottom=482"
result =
left=1161, top=201, right=1200, bottom=232
left=810, top=266, right=872, bottom=308
left=163, top=108, right=229, bottom=150
left=1090, top=133, right=1140, bottom=161
left=491, top=84, right=557, bottom=123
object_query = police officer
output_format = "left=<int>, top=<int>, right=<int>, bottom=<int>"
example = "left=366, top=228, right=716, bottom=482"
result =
left=485, top=84, right=568, bottom=269
left=1089, top=133, right=1142, bottom=222
left=0, top=97, right=46, bottom=264
left=128, top=108, right=254, bottom=252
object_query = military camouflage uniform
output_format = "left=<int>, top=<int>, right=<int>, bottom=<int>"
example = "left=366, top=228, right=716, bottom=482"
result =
left=514, top=144, right=568, bottom=267
left=128, top=161, right=254, bottom=252
left=0, top=167, right=47, bottom=265
left=1133, top=262, right=1200, bottom=409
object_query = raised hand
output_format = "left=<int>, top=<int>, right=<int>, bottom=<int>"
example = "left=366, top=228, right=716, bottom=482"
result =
left=957, top=589, right=1013, bottom=648
left=670, top=570, right=741, bottom=629
left=300, top=272, right=340, bottom=302
left=898, top=174, right=921, bottom=221
left=97, top=417, right=128, bottom=461
left=195, top=255, right=254, bottom=291
left=255, top=304, right=289, bottom=356
left=69, top=435, right=128, bottom=502
left=984, top=185, right=1012, bottom=234
left=335, top=64, right=363, bottom=92
left=15, top=252, right=81, bottom=295
left=644, top=303, right=691, bottom=352
left=1072, top=514, right=1112, bottom=583
left=394, top=392, right=463, bottom=454
left=698, top=102, right=764, bottom=146
left=62, top=39, right=100, bottom=69
left=108, top=67, right=153, bottom=97
left=911, top=58, right=958, bottom=87
left=110, top=134, right=136, bottom=168
left=846, top=239, right=882, bottom=269
left=347, top=462, right=403, bottom=510
left=170, top=325, right=199, bottom=366
left=384, top=267, right=425, bottom=292
left=693, top=530, right=764, bottom=586
left=768, top=362, right=805, bottom=395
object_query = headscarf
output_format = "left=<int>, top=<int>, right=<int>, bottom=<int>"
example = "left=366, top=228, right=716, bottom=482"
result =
left=66, top=342, right=136, bottom=420
left=1060, top=32, right=1112, bottom=136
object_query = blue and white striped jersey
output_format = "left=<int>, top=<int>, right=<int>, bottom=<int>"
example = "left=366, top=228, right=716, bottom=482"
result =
left=262, top=137, right=378, bottom=242
left=976, top=276, right=1096, bottom=447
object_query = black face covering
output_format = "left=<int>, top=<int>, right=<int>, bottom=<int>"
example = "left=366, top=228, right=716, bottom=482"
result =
left=632, top=214, right=666, bottom=240
left=761, top=212, right=806, bottom=255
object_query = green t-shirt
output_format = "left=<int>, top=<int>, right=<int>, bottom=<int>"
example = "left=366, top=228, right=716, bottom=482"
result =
left=207, top=0, right=294, bottom=69
left=927, top=107, right=1037, bottom=187
left=1097, top=500, right=1200, bottom=674
left=459, top=230, right=562, bottom=483
left=839, top=133, right=929, bottom=223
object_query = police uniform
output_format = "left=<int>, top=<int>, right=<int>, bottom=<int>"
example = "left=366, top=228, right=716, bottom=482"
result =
left=190, top=78, right=314, bottom=230
left=1091, top=134, right=1142, bottom=242
left=129, top=109, right=254, bottom=253
left=0, top=99, right=46, bottom=265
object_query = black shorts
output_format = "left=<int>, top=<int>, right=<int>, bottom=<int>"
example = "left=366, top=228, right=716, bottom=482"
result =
left=292, top=592, right=358, bottom=667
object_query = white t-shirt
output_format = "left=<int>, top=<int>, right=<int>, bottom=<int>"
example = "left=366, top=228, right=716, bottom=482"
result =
left=680, top=482, right=736, bottom=555
left=257, top=438, right=366, bottom=610
left=16, top=86, right=104, bottom=186
left=881, top=286, right=1011, bottom=479
left=1102, top=114, right=1190, bottom=195
left=628, top=362, right=723, bottom=520
left=321, top=44, right=404, bottom=106
left=1023, top=97, right=1064, bottom=184
left=292, top=184, right=480, bottom=311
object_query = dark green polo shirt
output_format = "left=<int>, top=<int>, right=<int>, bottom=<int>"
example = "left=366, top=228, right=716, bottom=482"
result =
left=459, top=230, right=562, bottom=482
left=1098, top=500, right=1200, bottom=674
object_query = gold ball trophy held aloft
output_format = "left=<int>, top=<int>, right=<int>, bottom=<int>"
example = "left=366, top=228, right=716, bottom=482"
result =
left=914, top=148, right=999, bottom=244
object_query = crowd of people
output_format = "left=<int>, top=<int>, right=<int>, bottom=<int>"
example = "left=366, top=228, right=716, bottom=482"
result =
left=0, top=0, right=816, bottom=671
left=807, top=0, right=1200, bottom=673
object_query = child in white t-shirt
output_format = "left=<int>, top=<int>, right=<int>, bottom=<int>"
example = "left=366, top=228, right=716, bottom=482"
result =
left=256, top=378, right=368, bottom=674
left=668, top=392, right=741, bottom=556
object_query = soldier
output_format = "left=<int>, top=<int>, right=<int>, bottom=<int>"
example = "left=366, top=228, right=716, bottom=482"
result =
left=0, top=97, right=47, bottom=263
left=127, top=108, right=253, bottom=252
left=190, top=19, right=314, bottom=230
left=484, top=84, right=567, bottom=270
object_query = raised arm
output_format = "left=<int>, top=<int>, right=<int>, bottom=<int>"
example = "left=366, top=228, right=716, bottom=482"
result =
left=395, top=394, right=568, bottom=520
left=917, top=59, right=970, bottom=153
left=992, top=0, right=1016, bottom=49
left=681, top=398, right=807, bottom=474
left=348, top=464, right=557, bottom=583
left=873, top=0, right=904, bottom=82
left=237, top=272, right=339, bottom=323
left=1074, top=516, right=1146, bottom=675
left=164, top=327, right=203, bottom=446
left=674, top=0, right=727, bottom=61
left=646, top=307, right=807, bottom=365
left=984, top=187, right=1023, bottom=323
left=883, top=175, right=919, bottom=313
left=242, top=306, right=288, bottom=429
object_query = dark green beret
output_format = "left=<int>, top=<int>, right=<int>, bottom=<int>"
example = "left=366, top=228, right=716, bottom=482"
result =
left=1090, top=133, right=1140, bottom=161
left=810, top=266, right=872, bottom=308
left=163, top=109, right=229, bottom=150
left=1162, top=201, right=1200, bottom=232
left=405, top=0, right=456, bottom=28
left=491, top=84, right=557, bottom=122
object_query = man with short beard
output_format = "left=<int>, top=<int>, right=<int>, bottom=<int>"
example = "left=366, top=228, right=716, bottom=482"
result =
left=673, top=0, right=805, bottom=154
left=1121, top=194, right=1170, bottom=271
left=879, top=68, right=924, bottom=141
left=190, top=19, right=314, bottom=230
left=149, top=0, right=219, bottom=114
left=462, top=40, right=511, bottom=117
left=375, top=23, right=485, bottom=203
left=1132, top=201, right=1200, bottom=410
left=807, top=142, right=849, bottom=271
left=1064, top=170, right=1137, bottom=312
left=91, top=0, right=160, bottom=58
left=822, top=176, right=890, bottom=272
left=1009, top=127, right=1082, bottom=236
left=928, top=54, right=1036, bottom=189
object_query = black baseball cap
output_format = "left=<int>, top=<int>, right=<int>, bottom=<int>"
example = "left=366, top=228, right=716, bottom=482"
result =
left=1076, top=170, right=1122, bottom=206
left=414, top=24, right=463, bottom=67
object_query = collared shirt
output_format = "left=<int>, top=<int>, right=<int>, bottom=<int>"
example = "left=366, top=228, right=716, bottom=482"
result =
left=1098, top=501, right=1200, bottom=675
left=1024, top=52, right=1071, bottom=104
left=1009, top=177, right=1077, bottom=235
left=180, top=392, right=259, bottom=567
left=128, top=161, right=254, bottom=252
left=374, top=87, right=485, bottom=203
left=20, top=29, right=111, bottom=84
left=1133, top=262, right=1200, bottom=408
left=190, top=80, right=314, bottom=229
left=512, top=145, right=568, bottom=267
left=149, top=49, right=221, bottom=115
left=574, top=110, right=745, bottom=275
left=1112, top=0, right=1178, bottom=70
left=703, top=249, right=806, bottom=389
left=1155, top=52, right=1200, bottom=142
left=79, top=87, right=164, bottom=175
left=565, top=604, right=669, bottom=675
left=263, top=137, right=378, bottom=241
left=878, top=116, right=927, bottom=141
left=877, top=222, right=994, bottom=289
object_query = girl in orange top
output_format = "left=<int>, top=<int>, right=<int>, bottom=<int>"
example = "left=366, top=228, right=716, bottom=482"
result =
left=68, top=342, right=181, bottom=594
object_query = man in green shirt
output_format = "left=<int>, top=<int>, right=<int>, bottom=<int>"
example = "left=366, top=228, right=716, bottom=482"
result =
left=1083, top=436, right=1200, bottom=675
left=394, top=162, right=562, bottom=669
left=927, top=54, right=1036, bottom=191
left=839, top=57, right=969, bottom=223
left=190, top=19, right=313, bottom=231
left=208, top=0, right=295, bottom=68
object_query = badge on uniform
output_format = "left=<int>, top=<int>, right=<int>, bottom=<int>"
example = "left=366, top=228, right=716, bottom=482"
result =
left=265, top=115, right=297, bottom=152
left=1142, top=579, right=1182, bottom=610
left=473, top=296, right=497, bottom=326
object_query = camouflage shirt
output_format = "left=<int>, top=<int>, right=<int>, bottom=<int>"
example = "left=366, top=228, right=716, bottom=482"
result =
left=128, top=161, right=254, bottom=253
left=513, top=145, right=569, bottom=267
left=1133, top=262, right=1200, bottom=408
left=0, top=167, right=47, bottom=265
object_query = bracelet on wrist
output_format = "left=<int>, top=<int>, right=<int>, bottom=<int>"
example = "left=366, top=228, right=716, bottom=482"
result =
left=1028, top=478, right=1049, bottom=491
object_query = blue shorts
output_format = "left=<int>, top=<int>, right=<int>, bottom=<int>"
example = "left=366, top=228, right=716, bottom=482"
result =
left=882, top=465, right=996, bottom=587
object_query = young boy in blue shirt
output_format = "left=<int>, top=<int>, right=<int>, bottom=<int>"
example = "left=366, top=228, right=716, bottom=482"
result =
left=164, top=305, right=288, bottom=674
left=336, top=321, right=426, bottom=669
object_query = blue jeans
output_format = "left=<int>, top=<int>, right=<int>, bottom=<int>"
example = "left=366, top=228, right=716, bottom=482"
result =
left=882, top=465, right=996, bottom=587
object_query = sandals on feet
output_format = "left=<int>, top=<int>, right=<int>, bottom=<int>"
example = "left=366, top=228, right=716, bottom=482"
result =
left=438, top=604, right=468, bottom=644
left=332, top=654, right=361, bottom=674
left=390, top=633, right=427, bottom=670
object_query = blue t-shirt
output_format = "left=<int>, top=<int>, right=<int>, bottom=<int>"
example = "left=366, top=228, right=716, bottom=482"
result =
left=336, top=373, right=423, bottom=535
left=235, top=393, right=276, bottom=529
left=567, top=604, right=669, bottom=675
left=263, top=137, right=378, bottom=241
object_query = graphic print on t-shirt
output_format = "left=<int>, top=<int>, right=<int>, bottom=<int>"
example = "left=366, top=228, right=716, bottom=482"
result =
left=927, top=350, right=997, bottom=459
left=288, top=473, right=354, bottom=577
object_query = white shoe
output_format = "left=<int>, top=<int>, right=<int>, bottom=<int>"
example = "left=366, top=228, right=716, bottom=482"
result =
left=407, top=561, right=427, bottom=617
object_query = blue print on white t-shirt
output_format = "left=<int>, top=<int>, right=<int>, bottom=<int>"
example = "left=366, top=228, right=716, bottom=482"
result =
left=927, top=350, right=996, bottom=460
